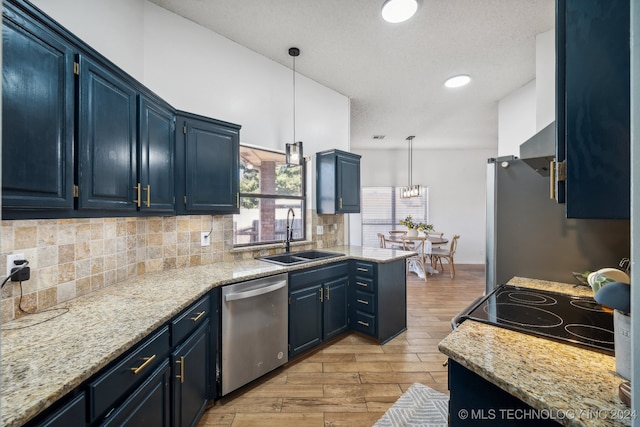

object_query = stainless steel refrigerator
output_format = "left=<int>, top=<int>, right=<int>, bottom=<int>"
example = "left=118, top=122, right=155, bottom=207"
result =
left=485, top=156, right=630, bottom=294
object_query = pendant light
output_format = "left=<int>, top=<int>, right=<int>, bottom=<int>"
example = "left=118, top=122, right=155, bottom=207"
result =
left=400, top=135, right=422, bottom=198
left=286, top=47, right=303, bottom=166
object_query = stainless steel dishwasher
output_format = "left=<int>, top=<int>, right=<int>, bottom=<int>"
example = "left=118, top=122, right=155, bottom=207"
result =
left=221, top=273, right=288, bottom=395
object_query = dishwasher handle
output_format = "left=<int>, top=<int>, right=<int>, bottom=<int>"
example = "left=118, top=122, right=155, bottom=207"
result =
left=224, top=280, right=287, bottom=301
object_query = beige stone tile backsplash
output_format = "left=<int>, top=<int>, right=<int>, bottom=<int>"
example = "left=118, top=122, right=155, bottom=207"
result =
left=1, top=212, right=343, bottom=323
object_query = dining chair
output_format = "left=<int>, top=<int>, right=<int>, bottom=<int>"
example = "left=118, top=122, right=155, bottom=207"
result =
left=377, top=233, right=387, bottom=248
left=430, top=234, right=460, bottom=278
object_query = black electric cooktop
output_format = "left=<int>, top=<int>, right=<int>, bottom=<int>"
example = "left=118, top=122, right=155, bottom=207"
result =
left=458, top=285, right=615, bottom=355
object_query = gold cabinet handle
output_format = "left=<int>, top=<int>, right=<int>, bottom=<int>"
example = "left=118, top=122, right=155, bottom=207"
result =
left=549, top=160, right=556, bottom=200
left=356, top=281, right=367, bottom=287
left=320, top=287, right=324, bottom=302
left=339, top=197, right=343, bottom=209
left=132, top=183, right=141, bottom=207
left=142, top=184, right=151, bottom=207
left=357, top=267, right=368, bottom=272
left=358, top=320, right=369, bottom=327
left=236, top=193, right=239, bottom=208
left=326, top=286, right=330, bottom=301
left=175, top=356, right=185, bottom=384
left=130, top=354, right=156, bottom=374
left=357, top=299, right=369, bottom=305
left=190, top=311, right=206, bottom=322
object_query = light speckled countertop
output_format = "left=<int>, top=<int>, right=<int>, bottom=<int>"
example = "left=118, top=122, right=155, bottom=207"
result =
left=1, top=245, right=413, bottom=427
left=439, top=277, right=633, bottom=427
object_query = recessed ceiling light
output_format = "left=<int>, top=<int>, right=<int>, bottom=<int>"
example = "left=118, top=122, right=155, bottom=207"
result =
left=444, top=74, right=471, bottom=88
left=381, top=0, right=419, bottom=24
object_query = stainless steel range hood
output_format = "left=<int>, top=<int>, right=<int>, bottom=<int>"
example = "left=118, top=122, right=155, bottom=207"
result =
left=518, top=122, right=556, bottom=176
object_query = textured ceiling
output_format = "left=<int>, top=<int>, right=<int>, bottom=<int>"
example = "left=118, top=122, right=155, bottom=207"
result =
left=147, top=0, right=555, bottom=150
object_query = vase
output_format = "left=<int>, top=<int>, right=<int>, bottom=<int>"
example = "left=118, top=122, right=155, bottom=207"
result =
left=614, top=310, right=631, bottom=379
left=406, top=229, right=418, bottom=237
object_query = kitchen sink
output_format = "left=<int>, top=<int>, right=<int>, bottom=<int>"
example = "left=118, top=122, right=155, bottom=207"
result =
left=257, top=250, right=344, bottom=266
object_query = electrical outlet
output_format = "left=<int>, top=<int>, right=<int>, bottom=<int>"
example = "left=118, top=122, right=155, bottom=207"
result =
left=6, top=253, right=25, bottom=278
left=316, top=225, right=323, bottom=235
left=201, top=232, right=211, bottom=247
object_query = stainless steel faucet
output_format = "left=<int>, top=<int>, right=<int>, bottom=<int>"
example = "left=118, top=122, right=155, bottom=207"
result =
left=285, top=208, right=295, bottom=252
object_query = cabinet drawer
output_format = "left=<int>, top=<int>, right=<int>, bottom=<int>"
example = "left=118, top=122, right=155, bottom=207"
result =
left=289, top=261, right=349, bottom=290
left=353, top=311, right=376, bottom=336
left=354, top=261, right=374, bottom=277
left=353, top=276, right=374, bottom=293
left=89, top=326, right=170, bottom=422
left=171, top=294, right=210, bottom=346
left=354, top=290, right=375, bottom=314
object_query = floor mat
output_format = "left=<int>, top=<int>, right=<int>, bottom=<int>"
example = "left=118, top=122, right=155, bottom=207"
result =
left=373, top=383, right=449, bottom=427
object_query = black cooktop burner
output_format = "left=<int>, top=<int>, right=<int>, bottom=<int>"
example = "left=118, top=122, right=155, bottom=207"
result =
left=460, top=285, right=614, bottom=355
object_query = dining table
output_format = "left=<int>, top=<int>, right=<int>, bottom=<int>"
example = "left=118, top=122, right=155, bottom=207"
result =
left=384, top=234, right=449, bottom=278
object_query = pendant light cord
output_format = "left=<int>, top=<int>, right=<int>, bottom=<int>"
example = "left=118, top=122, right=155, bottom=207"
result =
left=289, top=47, right=300, bottom=144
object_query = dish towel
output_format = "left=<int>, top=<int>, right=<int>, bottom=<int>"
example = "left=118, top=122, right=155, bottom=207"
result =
left=373, top=383, right=449, bottom=427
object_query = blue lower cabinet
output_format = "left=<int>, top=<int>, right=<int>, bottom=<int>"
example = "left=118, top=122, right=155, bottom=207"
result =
left=349, top=259, right=406, bottom=344
left=101, top=360, right=171, bottom=427
left=172, top=322, right=210, bottom=427
left=448, top=359, right=560, bottom=426
left=32, top=393, right=86, bottom=427
left=288, top=262, right=350, bottom=358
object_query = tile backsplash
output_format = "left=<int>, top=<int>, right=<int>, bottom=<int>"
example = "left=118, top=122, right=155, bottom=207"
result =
left=1, top=212, right=343, bottom=323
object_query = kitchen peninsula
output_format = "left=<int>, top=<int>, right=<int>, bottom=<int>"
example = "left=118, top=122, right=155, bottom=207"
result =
left=1, top=246, right=413, bottom=427
left=439, top=277, right=632, bottom=427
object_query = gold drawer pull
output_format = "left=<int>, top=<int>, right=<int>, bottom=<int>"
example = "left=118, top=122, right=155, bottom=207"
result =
left=176, top=356, right=185, bottom=384
left=320, top=287, right=324, bottom=302
left=132, top=183, right=141, bottom=207
left=357, top=267, right=368, bottom=272
left=142, top=184, right=151, bottom=207
left=357, top=299, right=369, bottom=305
left=356, top=281, right=368, bottom=287
left=130, top=354, right=156, bottom=375
left=358, top=320, right=370, bottom=327
left=190, top=311, right=206, bottom=322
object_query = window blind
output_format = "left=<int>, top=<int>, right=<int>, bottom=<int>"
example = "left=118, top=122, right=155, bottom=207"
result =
left=361, top=187, right=429, bottom=248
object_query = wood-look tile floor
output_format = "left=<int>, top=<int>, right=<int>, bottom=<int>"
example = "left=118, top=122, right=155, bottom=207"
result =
left=198, top=264, right=486, bottom=427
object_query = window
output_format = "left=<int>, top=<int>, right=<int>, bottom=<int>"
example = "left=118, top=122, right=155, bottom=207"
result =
left=233, top=145, right=305, bottom=246
left=361, top=187, right=429, bottom=248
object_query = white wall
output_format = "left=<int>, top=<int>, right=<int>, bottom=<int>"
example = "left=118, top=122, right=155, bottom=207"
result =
left=497, top=81, right=536, bottom=157
left=353, top=147, right=496, bottom=264
left=30, top=0, right=351, bottom=211
left=536, top=29, right=555, bottom=129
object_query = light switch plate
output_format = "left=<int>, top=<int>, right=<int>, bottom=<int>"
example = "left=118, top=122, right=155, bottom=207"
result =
left=201, top=232, right=211, bottom=247
left=316, top=226, right=323, bottom=235
left=6, top=253, right=25, bottom=278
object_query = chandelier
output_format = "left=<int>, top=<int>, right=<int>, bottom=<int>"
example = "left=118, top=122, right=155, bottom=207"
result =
left=400, top=135, right=422, bottom=198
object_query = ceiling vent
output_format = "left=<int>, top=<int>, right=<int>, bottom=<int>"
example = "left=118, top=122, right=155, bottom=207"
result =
left=372, top=135, right=386, bottom=140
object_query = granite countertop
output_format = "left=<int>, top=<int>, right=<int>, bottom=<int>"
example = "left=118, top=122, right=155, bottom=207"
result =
left=1, top=245, right=413, bottom=427
left=439, top=277, right=633, bottom=427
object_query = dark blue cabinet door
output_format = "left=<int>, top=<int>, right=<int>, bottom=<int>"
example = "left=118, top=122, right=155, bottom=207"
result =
left=289, top=284, right=323, bottom=357
left=2, top=5, right=74, bottom=212
left=77, top=56, right=137, bottom=211
left=337, top=155, right=360, bottom=213
left=316, top=150, right=361, bottom=214
left=556, top=0, right=630, bottom=219
left=102, top=360, right=170, bottom=427
left=34, top=393, right=85, bottom=427
left=176, top=113, right=240, bottom=214
left=172, top=322, right=209, bottom=427
left=323, top=276, right=349, bottom=340
left=139, top=96, right=175, bottom=213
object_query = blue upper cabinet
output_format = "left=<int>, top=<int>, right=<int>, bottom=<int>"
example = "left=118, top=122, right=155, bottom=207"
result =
left=77, top=55, right=138, bottom=212
left=175, top=112, right=240, bottom=215
left=316, top=149, right=361, bottom=214
left=2, top=2, right=75, bottom=215
left=556, top=0, right=630, bottom=219
left=139, top=95, right=176, bottom=214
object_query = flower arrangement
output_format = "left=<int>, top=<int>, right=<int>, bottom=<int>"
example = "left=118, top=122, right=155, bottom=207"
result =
left=399, top=216, right=434, bottom=232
